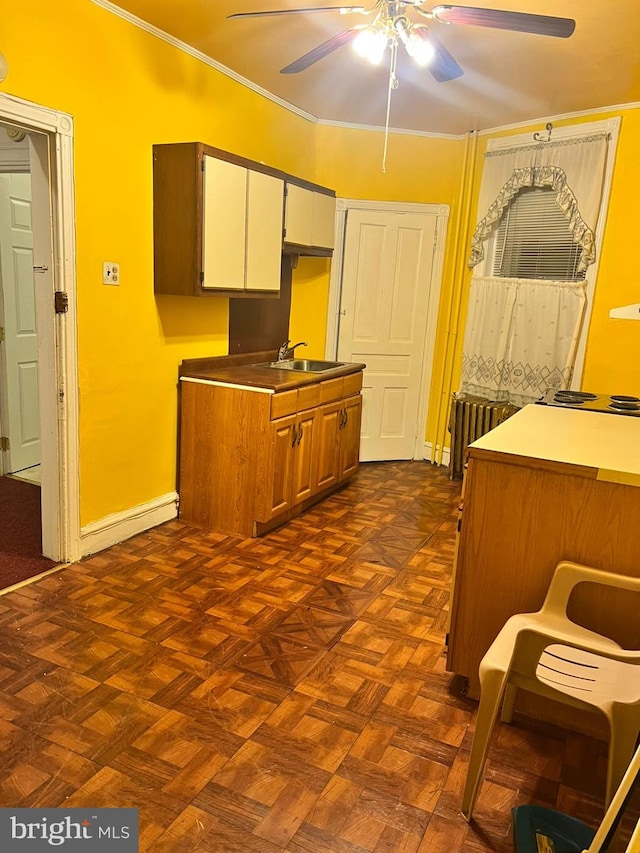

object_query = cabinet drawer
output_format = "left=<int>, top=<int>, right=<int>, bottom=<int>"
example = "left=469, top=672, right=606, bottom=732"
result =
left=297, top=383, right=320, bottom=412
left=271, top=390, right=297, bottom=420
left=343, top=372, right=363, bottom=397
left=319, top=377, right=344, bottom=404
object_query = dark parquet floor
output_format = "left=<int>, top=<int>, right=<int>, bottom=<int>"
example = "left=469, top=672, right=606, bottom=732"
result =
left=0, top=461, right=614, bottom=851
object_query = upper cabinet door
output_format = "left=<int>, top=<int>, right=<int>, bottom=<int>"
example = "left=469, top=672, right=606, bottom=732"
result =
left=202, top=155, right=246, bottom=291
left=245, top=171, right=284, bottom=292
left=284, top=183, right=313, bottom=247
left=284, top=183, right=335, bottom=253
left=311, top=191, right=336, bottom=250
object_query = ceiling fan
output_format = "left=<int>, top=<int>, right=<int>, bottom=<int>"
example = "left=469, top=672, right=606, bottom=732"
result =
left=228, top=1, right=576, bottom=83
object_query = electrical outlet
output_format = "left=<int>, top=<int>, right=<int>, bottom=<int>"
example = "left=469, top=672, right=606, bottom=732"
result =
left=103, top=262, right=120, bottom=285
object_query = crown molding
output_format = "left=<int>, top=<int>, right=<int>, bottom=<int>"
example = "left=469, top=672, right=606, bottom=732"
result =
left=315, top=118, right=462, bottom=141
left=89, top=0, right=318, bottom=125
left=477, top=101, right=640, bottom=137
left=90, top=0, right=464, bottom=139
left=89, top=2, right=640, bottom=141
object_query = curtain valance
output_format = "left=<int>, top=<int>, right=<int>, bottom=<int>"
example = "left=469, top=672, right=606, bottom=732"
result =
left=468, top=133, right=608, bottom=271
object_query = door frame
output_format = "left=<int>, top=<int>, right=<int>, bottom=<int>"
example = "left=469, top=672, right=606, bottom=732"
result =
left=0, top=92, right=80, bottom=564
left=326, top=198, right=449, bottom=460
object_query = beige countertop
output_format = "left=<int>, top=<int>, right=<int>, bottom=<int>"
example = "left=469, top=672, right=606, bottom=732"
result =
left=469, top=403, right=640, bottom=481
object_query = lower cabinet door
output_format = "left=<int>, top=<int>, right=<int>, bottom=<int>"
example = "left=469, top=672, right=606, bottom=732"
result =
left=313, top=402, right=341, bottom=492
left=266, top=415, right=296, bottom=519
left=291, top=409, right=316, bottom=504
left=339, top=395, right=362, bottom=481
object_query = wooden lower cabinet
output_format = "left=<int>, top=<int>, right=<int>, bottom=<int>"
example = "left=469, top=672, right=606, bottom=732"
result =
left=179, top=372, right=362, bottom=537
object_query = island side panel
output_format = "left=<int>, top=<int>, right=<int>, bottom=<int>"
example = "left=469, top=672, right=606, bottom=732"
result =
left=448, top=453, right=640, bottom=696
left=179, top=381, right=271, bottom=536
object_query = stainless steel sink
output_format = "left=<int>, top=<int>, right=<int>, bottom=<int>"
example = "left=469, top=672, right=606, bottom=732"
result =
left=253, top=359, right=345, bottom=373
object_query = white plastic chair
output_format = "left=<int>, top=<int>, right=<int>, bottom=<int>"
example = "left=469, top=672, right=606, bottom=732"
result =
left=461, top=560, right=640, bottom=821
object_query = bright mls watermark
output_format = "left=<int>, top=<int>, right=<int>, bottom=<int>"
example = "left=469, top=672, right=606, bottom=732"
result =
left=0, top=809, right=138, bottom=851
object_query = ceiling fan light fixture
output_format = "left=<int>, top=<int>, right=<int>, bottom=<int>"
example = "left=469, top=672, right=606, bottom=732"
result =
left=394, top=17, right=434, bottom=67
left=352, top=27, right=388, bottom=63
left=404, top=30, right=435, bottom=66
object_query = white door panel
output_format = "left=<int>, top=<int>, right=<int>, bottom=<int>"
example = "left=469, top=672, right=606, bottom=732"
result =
left=0, top=172, right=39, bottom=473
left=338, top=209, right=437, bottom=461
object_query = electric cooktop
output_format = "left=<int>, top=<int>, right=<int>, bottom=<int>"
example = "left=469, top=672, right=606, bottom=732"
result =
left=536, top=389, right=640, bottom=416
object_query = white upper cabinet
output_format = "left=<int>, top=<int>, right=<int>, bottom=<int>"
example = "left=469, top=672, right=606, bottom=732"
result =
left=202, top=156, right=284, bottom=292
left=285, top=183, right=336, bottom=251
left=311, top=191, right=337, bottom=250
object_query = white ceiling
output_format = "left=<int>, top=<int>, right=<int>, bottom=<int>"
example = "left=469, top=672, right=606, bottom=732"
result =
left=109, top=0, right=640, bottom=135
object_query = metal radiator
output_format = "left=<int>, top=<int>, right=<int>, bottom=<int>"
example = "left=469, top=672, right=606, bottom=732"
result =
left=448, top=394, right=519, bottom=479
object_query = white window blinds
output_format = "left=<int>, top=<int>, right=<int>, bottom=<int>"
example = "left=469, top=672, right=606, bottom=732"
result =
left=493, top=186, right=585, bottom=281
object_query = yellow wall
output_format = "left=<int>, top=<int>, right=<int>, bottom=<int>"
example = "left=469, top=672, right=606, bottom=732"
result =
left=2, top=0, right=320, bottom=524
left=3, top=0, right=638, bottom=529
left=581, top=109, right=640, bottom=392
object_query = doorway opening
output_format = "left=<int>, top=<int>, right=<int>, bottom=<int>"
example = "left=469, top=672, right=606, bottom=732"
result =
left=0, top=93, right=80, bottom=586
left=0, top=124, right=53, bottom=587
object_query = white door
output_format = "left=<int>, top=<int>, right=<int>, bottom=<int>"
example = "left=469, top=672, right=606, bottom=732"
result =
left=337, top=208, right=438, bottom=461
left=0, top=172, right=39, bottom=473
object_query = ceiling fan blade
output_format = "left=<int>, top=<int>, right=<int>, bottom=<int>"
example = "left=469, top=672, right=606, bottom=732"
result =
left=431, top=5, right=576, bottom=38
left=280, top=28, right=360, bottom=73
left=228, top=6, right=366, bottom=20
left=426, top=32, right=464, bottom=83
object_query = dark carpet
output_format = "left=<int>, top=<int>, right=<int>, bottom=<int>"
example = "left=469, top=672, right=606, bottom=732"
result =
left=0, top=475, right=57, bottom=589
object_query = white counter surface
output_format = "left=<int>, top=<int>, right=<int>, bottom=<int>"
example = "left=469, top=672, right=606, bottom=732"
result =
left=469, top=403, right=640, bottom=482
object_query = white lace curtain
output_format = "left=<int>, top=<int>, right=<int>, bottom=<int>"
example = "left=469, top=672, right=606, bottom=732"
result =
left=460, top=277, right=587, bottom=406
left=460, top=133, right=608, bottom=406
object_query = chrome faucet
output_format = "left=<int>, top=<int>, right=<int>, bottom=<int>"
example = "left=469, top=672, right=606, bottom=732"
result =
left=277, top=339, right=308, bottom=361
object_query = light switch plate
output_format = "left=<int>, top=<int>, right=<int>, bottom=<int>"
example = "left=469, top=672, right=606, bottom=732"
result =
left=103, top=262, right=120, bottom=285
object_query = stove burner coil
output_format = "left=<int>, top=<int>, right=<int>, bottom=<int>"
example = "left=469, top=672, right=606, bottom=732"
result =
left=608, top=400, right=640, bottom=411
left=610, top=395, right=640, bottom=404
left=554, top=390, right=598, bottom=401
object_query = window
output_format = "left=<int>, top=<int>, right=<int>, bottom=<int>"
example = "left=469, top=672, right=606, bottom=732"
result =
left=492, top=186, right=585, bottom=281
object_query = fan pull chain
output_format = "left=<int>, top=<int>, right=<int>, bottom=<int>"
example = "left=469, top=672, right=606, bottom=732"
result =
left=382, top=39, right=398, bottom=173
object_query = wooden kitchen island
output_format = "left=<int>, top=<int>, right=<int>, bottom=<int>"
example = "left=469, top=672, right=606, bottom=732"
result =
left=447, top=403, right=640, bottom=708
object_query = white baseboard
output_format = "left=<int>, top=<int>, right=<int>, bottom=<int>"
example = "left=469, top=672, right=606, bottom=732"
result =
left=423, top=441, right=450, bottom=467
left=80, top=491, right=178, bottom=557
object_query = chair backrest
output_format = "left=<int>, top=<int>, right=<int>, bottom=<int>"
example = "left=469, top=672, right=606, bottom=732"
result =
left=542, top=561, right=640, bottom=618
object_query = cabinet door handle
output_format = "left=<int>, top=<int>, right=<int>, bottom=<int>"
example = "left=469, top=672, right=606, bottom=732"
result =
left=339, top=409, right=345, bottom=429
left=297, top=424, right=303, bottom=445
left=291, top=424, right=297, bottom=447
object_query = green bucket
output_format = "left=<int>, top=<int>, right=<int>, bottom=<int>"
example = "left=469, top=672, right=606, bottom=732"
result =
left=512, top=805, right=597, bottom=853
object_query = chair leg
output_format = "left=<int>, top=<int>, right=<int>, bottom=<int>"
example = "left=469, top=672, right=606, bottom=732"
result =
left=462, top=667, right=510, bottom=821
left=501, top=684, right=518, bottom=723
left=606, top=709, right=640, bottom=807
